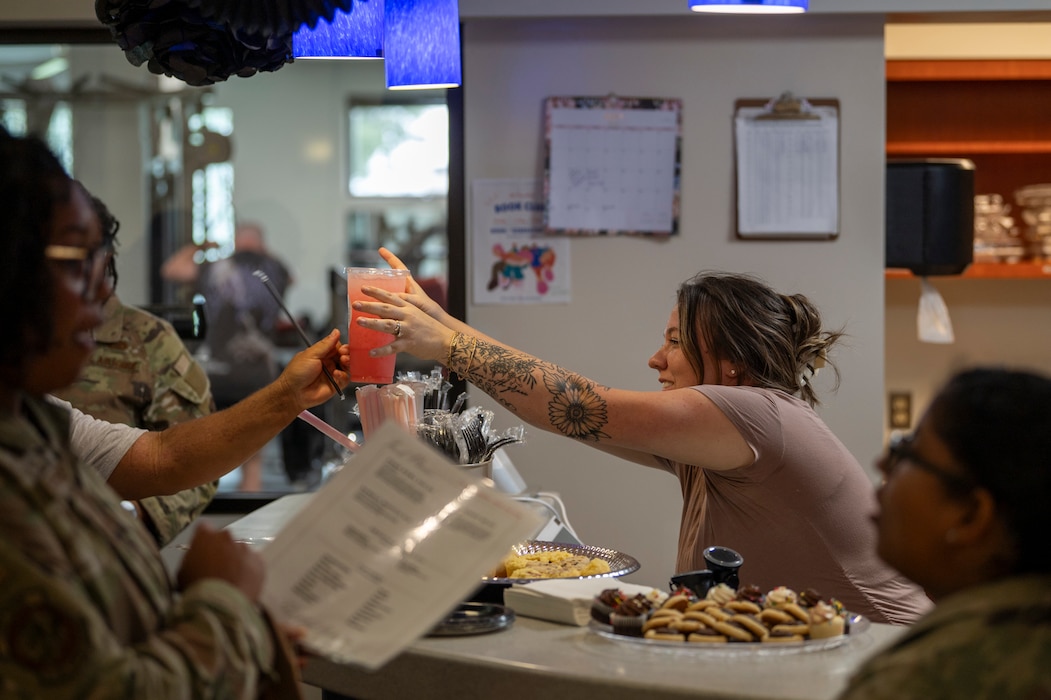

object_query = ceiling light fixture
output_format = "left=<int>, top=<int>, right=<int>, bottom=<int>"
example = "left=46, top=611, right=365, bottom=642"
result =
left=689, top=0, right=808, bottom=13
left=293, top=0, right=383, bottom=59
left=30, top=56, right=69, bottom=81
left=384, top=0, right=461, bottom=90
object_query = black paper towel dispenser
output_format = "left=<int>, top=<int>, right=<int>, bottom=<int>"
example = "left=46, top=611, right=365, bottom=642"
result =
left=886, top=158, right=975, bottom=276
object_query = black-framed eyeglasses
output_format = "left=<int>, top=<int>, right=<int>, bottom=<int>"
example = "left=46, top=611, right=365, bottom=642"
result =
left=44, top=243, right=115, bottom=302
left=882, top=433, right=976, bottom=494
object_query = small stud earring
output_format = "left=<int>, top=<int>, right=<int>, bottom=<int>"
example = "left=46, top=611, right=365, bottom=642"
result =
left=729, top=369, right=738, bottom=377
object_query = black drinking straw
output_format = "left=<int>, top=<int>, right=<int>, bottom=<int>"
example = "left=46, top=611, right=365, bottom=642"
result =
left=252, top=269, right=346, bottom=400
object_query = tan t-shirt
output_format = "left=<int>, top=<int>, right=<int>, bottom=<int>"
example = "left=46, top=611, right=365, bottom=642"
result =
left=657, top=385, right=931, bottom=625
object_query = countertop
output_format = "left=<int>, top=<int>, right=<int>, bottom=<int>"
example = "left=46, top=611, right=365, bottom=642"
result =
left=220, top=494, right=907, bottom=700
left=302, top=613, right=904, bottom=700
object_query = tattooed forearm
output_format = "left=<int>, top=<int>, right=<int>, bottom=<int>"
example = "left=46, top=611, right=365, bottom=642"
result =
left=542, top=368, right=611, bottom=442
left=448, top=333, right=611, bottom=442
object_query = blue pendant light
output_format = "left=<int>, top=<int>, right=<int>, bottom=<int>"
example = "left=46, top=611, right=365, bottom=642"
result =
left=689, top=0, right=808, bottom=13
left=293, top=0, right=384, bottom=59
left=384, top=0, right=461, bottom=90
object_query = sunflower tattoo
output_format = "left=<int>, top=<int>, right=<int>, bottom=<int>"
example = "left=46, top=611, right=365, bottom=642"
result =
left=449, top=335, right=611, bottom=441
left=543, top=370, right=611, bottom=442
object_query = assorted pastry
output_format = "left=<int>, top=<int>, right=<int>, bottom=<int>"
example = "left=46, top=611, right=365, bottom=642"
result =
left=592, top=583, right=850, bottom=644
left=490, top=548, right=613, bottom=579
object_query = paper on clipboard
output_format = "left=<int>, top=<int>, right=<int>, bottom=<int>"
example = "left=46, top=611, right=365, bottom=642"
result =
left=258, top=423, right=544, bottom=670
left=734, top=94, right=839, bottom=238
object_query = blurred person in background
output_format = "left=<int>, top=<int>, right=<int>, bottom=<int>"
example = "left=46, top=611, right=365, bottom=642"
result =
left=53, top=182, right=218, bottom=545
left=162, top=221, right=292, bottom=491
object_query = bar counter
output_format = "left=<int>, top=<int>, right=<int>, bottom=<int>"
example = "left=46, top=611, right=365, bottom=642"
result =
left=226, top=495, right=907, bottom=700
left=303, top=613, right=903, bottom=700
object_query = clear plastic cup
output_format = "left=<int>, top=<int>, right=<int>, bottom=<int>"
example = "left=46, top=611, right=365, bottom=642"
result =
left=346, top=267, right=410, bottom=384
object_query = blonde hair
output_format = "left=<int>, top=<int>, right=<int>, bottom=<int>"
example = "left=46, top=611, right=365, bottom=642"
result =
left=676, top=272, right=843, bottom=406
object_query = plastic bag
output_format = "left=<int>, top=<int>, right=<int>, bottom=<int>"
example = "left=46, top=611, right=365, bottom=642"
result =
left=917, top=278, right=954, bottom=344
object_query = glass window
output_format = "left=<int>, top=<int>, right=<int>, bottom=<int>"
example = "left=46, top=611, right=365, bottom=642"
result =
left=348, top=100, right=448, bottom=197
left=188, top=106, right=235, bottom=260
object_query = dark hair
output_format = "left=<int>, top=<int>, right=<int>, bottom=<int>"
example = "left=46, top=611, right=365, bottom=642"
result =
left=927, top=367, right=1051, bottom=575
left=73, top=180, right=121, bottom=291
left=0, top=131, right=72, bottom=369
left=676, top=272, right=843, bottom=406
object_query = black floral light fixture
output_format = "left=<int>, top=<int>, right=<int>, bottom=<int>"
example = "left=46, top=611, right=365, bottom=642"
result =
left=94, top=0, right=356, bottom=86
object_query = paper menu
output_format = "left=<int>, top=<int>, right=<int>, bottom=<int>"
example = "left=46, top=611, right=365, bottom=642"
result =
left=259, top=423, right=544, bottom=670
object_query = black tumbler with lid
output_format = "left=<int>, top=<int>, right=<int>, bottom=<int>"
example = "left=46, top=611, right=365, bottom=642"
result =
left=703, top=546, right=745, bottom=589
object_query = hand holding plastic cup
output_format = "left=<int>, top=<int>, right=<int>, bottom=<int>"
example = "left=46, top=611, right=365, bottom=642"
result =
left=346, top=267, right=410, bottom=384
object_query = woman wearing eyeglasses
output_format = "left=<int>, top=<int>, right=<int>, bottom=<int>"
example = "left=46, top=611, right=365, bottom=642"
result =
left=0, top=132, right=303, bottom=697
left=840, top=367, right=1051, bottom=699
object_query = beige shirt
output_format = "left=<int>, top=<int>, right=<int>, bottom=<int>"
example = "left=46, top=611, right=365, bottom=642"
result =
left=658, top=385, right=931, bottom=625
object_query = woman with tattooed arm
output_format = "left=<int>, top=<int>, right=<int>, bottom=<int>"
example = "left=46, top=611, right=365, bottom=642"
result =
left=355, top=249, right=930, bottom=626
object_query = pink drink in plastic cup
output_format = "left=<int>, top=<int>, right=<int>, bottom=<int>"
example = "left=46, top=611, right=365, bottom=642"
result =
left=346, top=267, right=410, bottom=384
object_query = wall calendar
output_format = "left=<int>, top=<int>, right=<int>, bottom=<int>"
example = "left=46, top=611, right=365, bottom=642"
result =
left=543, top=95, right=681, bottom=237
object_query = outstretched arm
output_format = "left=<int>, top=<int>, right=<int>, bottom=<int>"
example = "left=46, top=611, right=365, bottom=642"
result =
left=353, top=288, right=752, bottom=472
left=108, top=329, right=350, bottom=498
left=160, top=241, right=218, bottom=283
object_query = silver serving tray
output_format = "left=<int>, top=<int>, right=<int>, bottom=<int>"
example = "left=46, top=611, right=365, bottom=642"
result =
left=427, top=602, right=515, bottom=637
left=482, top=540, right=641, bottom=584
left=588, top=612, right=870, bottom=655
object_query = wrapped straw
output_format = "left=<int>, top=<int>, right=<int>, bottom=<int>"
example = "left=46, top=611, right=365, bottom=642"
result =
left=355, top=383, right=421, bottom=440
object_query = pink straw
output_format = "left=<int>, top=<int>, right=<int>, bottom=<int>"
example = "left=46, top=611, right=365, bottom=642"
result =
left=297, top=410, right=360, bottom=452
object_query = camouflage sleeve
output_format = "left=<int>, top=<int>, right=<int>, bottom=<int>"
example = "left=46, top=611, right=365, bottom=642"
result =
left=0, top=543, right=276, bottom=698
left=136, top=316, right=220, bottom=546
left=139, top=315, right=215, bottom=430
left=840, top=614, right=1051, bottom=700
left=138, top=482, right=219, bottom=547
left=0, top=460, right=277, bottom=699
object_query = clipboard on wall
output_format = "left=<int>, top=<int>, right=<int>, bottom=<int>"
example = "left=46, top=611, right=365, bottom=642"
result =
left=733, top=93, right=840, bottom=239
left=543, top=95, right=682, bottom=236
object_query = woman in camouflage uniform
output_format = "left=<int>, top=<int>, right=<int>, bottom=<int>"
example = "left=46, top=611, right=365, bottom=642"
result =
left=841, top=367, right=1051, bottom=699
left=0, top=131, right=296, bottom=696
left=53, top=183, right=218, bottom=546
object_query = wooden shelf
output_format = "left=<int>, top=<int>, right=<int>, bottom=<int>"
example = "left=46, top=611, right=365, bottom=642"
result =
left=887, top=58, right=1051, bottom=203
left=887, top=59, right=1051, bottom=82
left=887, top=141, right=1051, bottom=156
left=886, top=262, right=1051, bottom=280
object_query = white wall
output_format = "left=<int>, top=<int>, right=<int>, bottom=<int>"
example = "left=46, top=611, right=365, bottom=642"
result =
left=207, top=60, right=392, bottom=327
left=462, top=15, right=886, bottom=586
left=67, top=45, right=158, bottom=308
left=6, top=0, right=1050, bottom=26
left=887, top=22, right=1051, bottom=59
left=74, top=56, right=429, bottom=332
left=886, top=278, right=1051, bottom=431
left=457, top=0, right=1051, bottom=17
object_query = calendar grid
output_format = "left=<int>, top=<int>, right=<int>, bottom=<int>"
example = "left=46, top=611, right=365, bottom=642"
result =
left=543, top=95, right=682, bottom=237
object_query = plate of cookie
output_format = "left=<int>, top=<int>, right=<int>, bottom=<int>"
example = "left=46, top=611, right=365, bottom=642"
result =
left=587, top=614, right=869, bottom=654
left=588, top=583, right=870, bottom=654
left=482, top=541, right=641, bottom=584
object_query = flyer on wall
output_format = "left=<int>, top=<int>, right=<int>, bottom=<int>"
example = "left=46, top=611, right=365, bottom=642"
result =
left=471, top=178, right=571, bottom=305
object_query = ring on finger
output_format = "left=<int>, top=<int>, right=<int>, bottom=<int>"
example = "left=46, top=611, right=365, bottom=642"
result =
left=393, top=321, right=402, bottom=337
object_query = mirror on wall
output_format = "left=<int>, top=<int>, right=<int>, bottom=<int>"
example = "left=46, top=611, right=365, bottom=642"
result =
left=0, top=41, right=456, bottom=496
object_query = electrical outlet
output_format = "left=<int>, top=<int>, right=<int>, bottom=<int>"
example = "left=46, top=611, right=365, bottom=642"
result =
left=889, top=392, right=912, bottom=430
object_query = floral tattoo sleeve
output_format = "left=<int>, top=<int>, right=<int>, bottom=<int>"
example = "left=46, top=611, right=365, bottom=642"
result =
left=448, top=333, right=611, bottom=442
